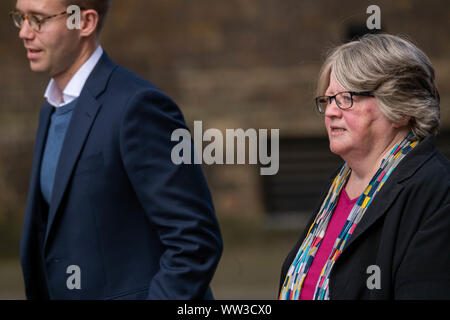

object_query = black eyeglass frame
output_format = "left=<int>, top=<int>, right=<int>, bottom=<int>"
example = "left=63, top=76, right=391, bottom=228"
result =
left=9, top=8, right=85, bottom=32
left=315, top=91, right=375, bottom=114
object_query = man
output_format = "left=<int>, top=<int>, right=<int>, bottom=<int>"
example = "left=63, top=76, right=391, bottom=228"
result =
left=13, top=0, right=222, bottom=299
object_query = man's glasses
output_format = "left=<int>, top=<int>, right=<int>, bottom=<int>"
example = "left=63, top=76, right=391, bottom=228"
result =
left=9, top=10, right=69, bottom=32
left=315, top=91, right=375, bottom=114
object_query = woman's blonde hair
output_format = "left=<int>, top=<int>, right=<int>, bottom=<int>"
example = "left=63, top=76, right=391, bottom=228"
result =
left=317, top=33, right=440, bottom=139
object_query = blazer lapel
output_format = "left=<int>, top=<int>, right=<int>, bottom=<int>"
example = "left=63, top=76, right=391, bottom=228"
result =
left=340, top=136, right=435, bottom=256
left=280, top=167, right=405, bottom=286
left=43, top=52, right=117, bottom=251
left=44, top=92, right=101, bottom=246
left=29, top=103, right=53, bottom=205
left=22, top=103, right=52, bottom=235
left=280, top=136, right=436, bottom=287
left=341, top=182, right=404, bottom=254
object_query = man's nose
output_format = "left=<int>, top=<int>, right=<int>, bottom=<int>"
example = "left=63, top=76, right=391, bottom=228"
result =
left=19, top=19, right=35, bottom=40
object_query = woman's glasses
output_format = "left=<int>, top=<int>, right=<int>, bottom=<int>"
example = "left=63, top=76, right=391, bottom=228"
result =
left=315, top=91, right=374, bottom=114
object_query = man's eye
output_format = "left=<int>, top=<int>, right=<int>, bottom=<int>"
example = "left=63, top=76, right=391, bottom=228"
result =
left=32, top=15, right=44, bottom=21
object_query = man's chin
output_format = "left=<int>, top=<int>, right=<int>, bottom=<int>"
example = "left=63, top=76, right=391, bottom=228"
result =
left=29, top=61, right=48, bottom=73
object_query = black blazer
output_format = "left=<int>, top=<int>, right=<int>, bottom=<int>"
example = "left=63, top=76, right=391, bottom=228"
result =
left=20, top=52, right=223, bottom=299
left=280, top=135, right=450, bottom=299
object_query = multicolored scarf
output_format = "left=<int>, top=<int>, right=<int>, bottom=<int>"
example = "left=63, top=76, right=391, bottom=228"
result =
left=279, top=133, right=418, bottom=300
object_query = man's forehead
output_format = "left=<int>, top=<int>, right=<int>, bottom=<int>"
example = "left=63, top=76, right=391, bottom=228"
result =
left=16, top=0, right=65, bottom=14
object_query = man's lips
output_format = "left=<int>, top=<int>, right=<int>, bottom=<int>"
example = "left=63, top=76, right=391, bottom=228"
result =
left=26, top=47, right=43, bottom=59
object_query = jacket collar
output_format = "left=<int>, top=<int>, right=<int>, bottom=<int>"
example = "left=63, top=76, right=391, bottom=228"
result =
left=279, top=136, right=437, bottom=294
left=341, top=135, right=436, bottom=255
left=42, top=51, right=117, bottom=251
left=44, top=46, right=104, bottom=107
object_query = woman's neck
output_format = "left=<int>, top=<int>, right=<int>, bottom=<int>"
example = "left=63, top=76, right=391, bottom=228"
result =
left=344, top=129, right=410, bottom=199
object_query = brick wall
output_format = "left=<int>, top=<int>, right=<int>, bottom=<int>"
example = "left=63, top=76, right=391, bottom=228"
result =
left=1, top=0, right=449, bottom=223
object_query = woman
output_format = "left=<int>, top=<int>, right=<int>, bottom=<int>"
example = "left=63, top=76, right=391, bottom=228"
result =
left=279, top=34, right=450, bottom=300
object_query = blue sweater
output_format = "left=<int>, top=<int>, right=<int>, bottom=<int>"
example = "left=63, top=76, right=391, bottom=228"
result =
left=40, top=99, right=78, bottom=204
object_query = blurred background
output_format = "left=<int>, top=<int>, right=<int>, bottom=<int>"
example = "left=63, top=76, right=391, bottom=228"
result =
left=0, top=0, right=449, bottom=299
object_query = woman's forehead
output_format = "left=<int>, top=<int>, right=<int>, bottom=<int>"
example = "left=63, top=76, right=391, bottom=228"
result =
left=325, top=74, right=345, bottom=95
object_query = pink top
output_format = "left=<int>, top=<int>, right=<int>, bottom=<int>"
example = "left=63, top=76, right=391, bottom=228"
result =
left=299, top=189, right=358, bottom=300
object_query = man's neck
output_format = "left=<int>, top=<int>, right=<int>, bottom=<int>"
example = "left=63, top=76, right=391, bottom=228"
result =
left=53, top=41, right=98, bottom=92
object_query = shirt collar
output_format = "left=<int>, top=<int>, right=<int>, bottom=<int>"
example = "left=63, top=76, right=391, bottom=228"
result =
left=44, top=45, right=104, bottom=107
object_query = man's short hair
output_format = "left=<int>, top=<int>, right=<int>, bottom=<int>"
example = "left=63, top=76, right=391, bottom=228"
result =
left=63, top=0, right=112, bottom=34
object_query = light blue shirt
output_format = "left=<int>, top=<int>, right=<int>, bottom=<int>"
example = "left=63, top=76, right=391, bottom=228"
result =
left=40, top=99, right=78, bottom=204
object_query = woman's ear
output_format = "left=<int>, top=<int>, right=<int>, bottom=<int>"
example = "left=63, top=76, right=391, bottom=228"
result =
left=393, top=116, right=411, bottom=129
left=79, top=9, right=99, bottom=38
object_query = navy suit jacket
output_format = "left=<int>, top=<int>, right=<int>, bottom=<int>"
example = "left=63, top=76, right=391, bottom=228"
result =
left=20, top=52, right=223, bottom=300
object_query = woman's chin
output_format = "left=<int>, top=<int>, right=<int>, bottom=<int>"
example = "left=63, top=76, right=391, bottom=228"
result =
left=329, top=140, right=349, bottom=157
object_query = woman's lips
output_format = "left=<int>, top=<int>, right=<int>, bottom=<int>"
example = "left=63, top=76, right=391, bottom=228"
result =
left=329, top=127, right=346, bottom=136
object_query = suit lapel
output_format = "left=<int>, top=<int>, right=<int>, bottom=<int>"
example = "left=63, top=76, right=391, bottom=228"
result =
left=22, top=103, right=52, bottom=234
left=43, top=52, right=117, bottom=251
left=340, top=136, right=435, bottom=257
left=44, top=92, right=102, bottom=247
left=280, top=137, right=435, bottom=288
left=280, top=167, right=404, bottom=285
left=21, top=103, right=52, bottom=276
left=30, top=103, right=53, bottom=202
left=341, top=182, right=404, bottom=254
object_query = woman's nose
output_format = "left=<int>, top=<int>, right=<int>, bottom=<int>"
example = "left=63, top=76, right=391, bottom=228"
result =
left=324, top=98, right=342, bottom=118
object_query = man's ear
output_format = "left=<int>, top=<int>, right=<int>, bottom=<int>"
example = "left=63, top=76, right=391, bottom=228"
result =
left=80, top=9, right=99, bottom=38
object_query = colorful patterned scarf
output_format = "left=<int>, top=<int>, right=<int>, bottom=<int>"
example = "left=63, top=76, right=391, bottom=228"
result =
left=280, top=133, right=418, bottom=300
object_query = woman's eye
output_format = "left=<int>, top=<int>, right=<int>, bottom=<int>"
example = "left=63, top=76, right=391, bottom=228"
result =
left=343, top=96, right=352, bottom=102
